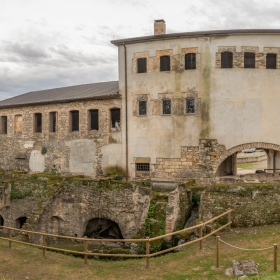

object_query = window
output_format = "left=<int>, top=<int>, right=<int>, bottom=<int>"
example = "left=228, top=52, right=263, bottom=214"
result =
left=162, top=99, right=171, bottom=115
left=137, top=58, right=147, bottom=73
left=14, top=114, right=23, bottom=133
left=185, top=53, right=196, bottom=70
left=34, top=113, right=42, bottom=133
left=244, top=52, right=255, bottom=68
left=1, top=116, right=7, bottom=134
left=110, top=108, right=120, bottom=130
left=89, top=109, right=99, bottom=130
left=186, top=98, right=196, bottom=114
left=136, top=163, right=150, bottom=172
left=49, top=112, right=57, bottom=133
left=266, top=53, right=277, bottom=69
left=70, top=110, right=79, bottom=132
left=160, top=55, right=170, bottom=71
left=138, top=101, right=147, bottom=116
left=221, top=52, right=233, bottom=68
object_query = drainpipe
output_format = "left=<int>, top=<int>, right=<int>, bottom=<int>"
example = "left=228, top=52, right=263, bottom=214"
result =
left=123, top=43, right=128, bottom=181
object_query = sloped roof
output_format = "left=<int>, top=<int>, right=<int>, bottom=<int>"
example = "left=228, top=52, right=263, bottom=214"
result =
left=0, top=81, right=120, bottom=109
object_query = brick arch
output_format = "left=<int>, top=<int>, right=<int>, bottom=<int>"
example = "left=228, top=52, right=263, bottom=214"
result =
left=215, top=142, right=280, bottom=174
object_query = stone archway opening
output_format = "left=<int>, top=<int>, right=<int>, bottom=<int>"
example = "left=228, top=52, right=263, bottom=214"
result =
left=16, top=216, right=27, bottom=229
left=0, top=215, right=4, bottom=226
left=84, top=218, right=123, bottom=239
left=215, top=143, right=280, bottom=179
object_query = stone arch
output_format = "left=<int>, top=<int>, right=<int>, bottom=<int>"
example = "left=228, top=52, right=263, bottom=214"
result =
left=215, top=142, right=280, bottom=175
left=15, top=216, right=27, bottom=229
left=0, top=215, right=4, bottom=226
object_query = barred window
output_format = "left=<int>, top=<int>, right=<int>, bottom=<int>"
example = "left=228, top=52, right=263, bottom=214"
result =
left=138, top=101, right=147, bottom=116
left=221, top=52, right=233, bottom=68
left=186, top=98, right=196, bottom=114
left=266, top=53, right=277, bottom=69
left=185, top=53, right=196, bottom=70
left=162, top=99, right=171, bottom=115
left=136, top=163, right=150, bottom=172
left=244, top=52, right=255, bottom=68
left=34, top=113, right=42, bottom=133
left=137, top=58, right=147, bottom=73
left=160, top=55, right=170, bottom=71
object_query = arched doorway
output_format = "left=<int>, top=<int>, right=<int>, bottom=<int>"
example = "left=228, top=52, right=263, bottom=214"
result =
left=215, top=142, right=280, bottom=178
left=84, top=218, right=123, bottom=239
left=16, top=217, right=27, bottom=229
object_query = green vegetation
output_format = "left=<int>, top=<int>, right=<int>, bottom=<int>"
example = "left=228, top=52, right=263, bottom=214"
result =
left=41, top=146, right=47, bottom=155
left=237, top=162, right=257, bottom=169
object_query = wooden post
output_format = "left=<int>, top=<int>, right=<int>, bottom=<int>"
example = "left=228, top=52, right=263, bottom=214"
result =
left=145, top=237, right=150, bottom=269
left=216, top=236, right=220, bottom=268
left=8, top=229, right=12, bottom=249
left=228, top=210, right=231, bottom=230
left=274, top=244, right=277, bottom=272
left=84, top=237, right=88, bottom=265
left=42, top=233, right=46, bottom=258
left=199, top=223, right=203, bottom=250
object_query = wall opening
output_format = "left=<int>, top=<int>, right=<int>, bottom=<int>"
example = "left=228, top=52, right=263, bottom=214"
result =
left=49, top=112, right=57, bottom=132
left=70, top=110, right=79, bottom=132
left=110, top=108, right=120, bottom=130
left=0, top=116, right=7, bottom=134
left=266, top=53, right=277, bottom=69
left=88, top=109, right=99, bottom=131
left=244, top=52, right=255, bottom=68
left=84, top=218, right=123, bottom=239
left=16, top=216, right=27, bottom=229
left=221, top=52, right=233, bottom=68
left=137, top=57, right=147, bottom=73
left=0, top=215, right=4, bottom=226
left=160, top=55, right=170, bottom=71
left=185, top=53, right=196, bottom=70
left=34, top=113, right=42, bottom=133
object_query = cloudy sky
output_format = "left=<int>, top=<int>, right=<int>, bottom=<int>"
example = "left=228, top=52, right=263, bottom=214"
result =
left=1, top=0, right=280, bottom=100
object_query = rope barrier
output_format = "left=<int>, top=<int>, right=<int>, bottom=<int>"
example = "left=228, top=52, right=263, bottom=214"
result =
left=220, top=239, right=274, bottom=251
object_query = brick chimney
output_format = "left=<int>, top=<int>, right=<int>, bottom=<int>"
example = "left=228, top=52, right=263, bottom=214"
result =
left=154, top=19, right=166, bottom=35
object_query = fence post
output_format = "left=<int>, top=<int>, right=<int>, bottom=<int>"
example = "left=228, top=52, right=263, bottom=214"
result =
left=42, top=233, right=46, bottom=258
left=84, top=237, right=88, bottom=265
left=274, top=244, right=277, bottom=272
left=228, top=210, right=231, bottom=230
left=145, top=237, right=150, bottom=269
left=216, top=236, right=220, bottom=268
left=8, top=229, right=12, bottom=249
left=199, top=223, right=203, bottom=250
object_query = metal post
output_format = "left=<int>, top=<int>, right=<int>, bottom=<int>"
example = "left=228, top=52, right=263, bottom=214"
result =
left=199, top=223, right=203, bottom=250
left=274, top=244, right=277, bottom=272
left=84, top=237, right=88, bottom=265
left=145, top=237, right=150, bottom=269
left=228, top=210, right=231, bottom=230
left=8, top=229, right=12, bottom=249
left=216, top=236, right=220, bottom=268
left=42, top=233, right=46, bottom=258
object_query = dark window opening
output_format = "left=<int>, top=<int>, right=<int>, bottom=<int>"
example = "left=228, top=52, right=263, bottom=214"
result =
left=186, top=98, right=196, bottom=114
left=160, top=55, right=170, bottom=71
left=0, top=215, right=4, bottom=226
left=110, top=108, right=120, bottom=130
left=34, top=113, right=42, bottom=133
left=70, top=110, right=79, bottom=132
left=136, top=163, right=150, bottom=172
left=138, top=101, right=147, bottom=115
left=49, top=112, right=57, bottom=133
left=221, top=52, right=233, bottom=68
left=1, top=116, right=7, bottom=134
left=16, top=217, right=27, bottom=229
left=162, top=99, right=171, bottom=115
left=137, top=58, right=147, bottom=73
left=185, top=53, right=196, bottom=70
left=89, top=109, right=99, bottom=130
left=84, top=218, right=123, bottom=239
left=266, top=53, right=277, bottom=69
left=244, top=52, right=255, bottom=68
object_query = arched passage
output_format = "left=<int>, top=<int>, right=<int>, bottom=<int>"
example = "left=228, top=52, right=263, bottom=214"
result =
left=16, top=217, right=27, bottom=229
left=84, top=218, right=123, bottom=239
left=215, top=142, right=280, bottom=177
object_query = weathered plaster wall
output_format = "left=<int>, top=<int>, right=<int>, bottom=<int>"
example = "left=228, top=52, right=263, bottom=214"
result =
left=0, top=99, right=123, bottom=177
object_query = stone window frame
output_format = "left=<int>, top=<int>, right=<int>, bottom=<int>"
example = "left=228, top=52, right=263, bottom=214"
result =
left=138, top=100, right=147, bottom=116
left=0, top=115, right=8, bottom=135
left=133, top=94, right=150, bottom=117
left=216, top=46, right=236, bottom=68
left=14, top=114, right=23, bottom=134
left=134, top=157, right=151, bottom=178
left=109, top=107, right=121, bottom=132
left=264, top=47, right=280, bottom=69
left=132, top=52, right=150, bottom=74
left=181, top=48, right=200, bottom=70
left=69, top=110, right=79, bottom=132
left=88, top=109, right=99, bottom=132
left=182, top=92, right=201, bottom=115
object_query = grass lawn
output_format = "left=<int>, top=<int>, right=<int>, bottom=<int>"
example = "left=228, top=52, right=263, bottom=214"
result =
left=2, top=224, right=280, bottom=279
left=237, top=163, right=257, bottom=169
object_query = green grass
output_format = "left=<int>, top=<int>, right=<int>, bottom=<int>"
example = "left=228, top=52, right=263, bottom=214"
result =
left=237, top=163, right=257, bottom=169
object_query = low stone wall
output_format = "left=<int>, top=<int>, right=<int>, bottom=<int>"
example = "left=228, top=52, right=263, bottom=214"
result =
left=197, top=184, right=280, bottom=227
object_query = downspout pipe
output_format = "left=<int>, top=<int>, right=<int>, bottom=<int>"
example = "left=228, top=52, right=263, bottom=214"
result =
left=123, top=43, right=128, bottom=181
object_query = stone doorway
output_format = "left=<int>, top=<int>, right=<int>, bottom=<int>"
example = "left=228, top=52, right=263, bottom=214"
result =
left=16, top=216, right=27, bottom=229
left=84, top=218, right=123, bottom=239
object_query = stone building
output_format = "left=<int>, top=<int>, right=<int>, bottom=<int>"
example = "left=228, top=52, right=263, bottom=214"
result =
left=2, top=20, right=280, bottom=183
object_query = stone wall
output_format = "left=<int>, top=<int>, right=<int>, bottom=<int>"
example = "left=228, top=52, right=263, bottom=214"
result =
left=0, top=98, right=123, bottom=177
